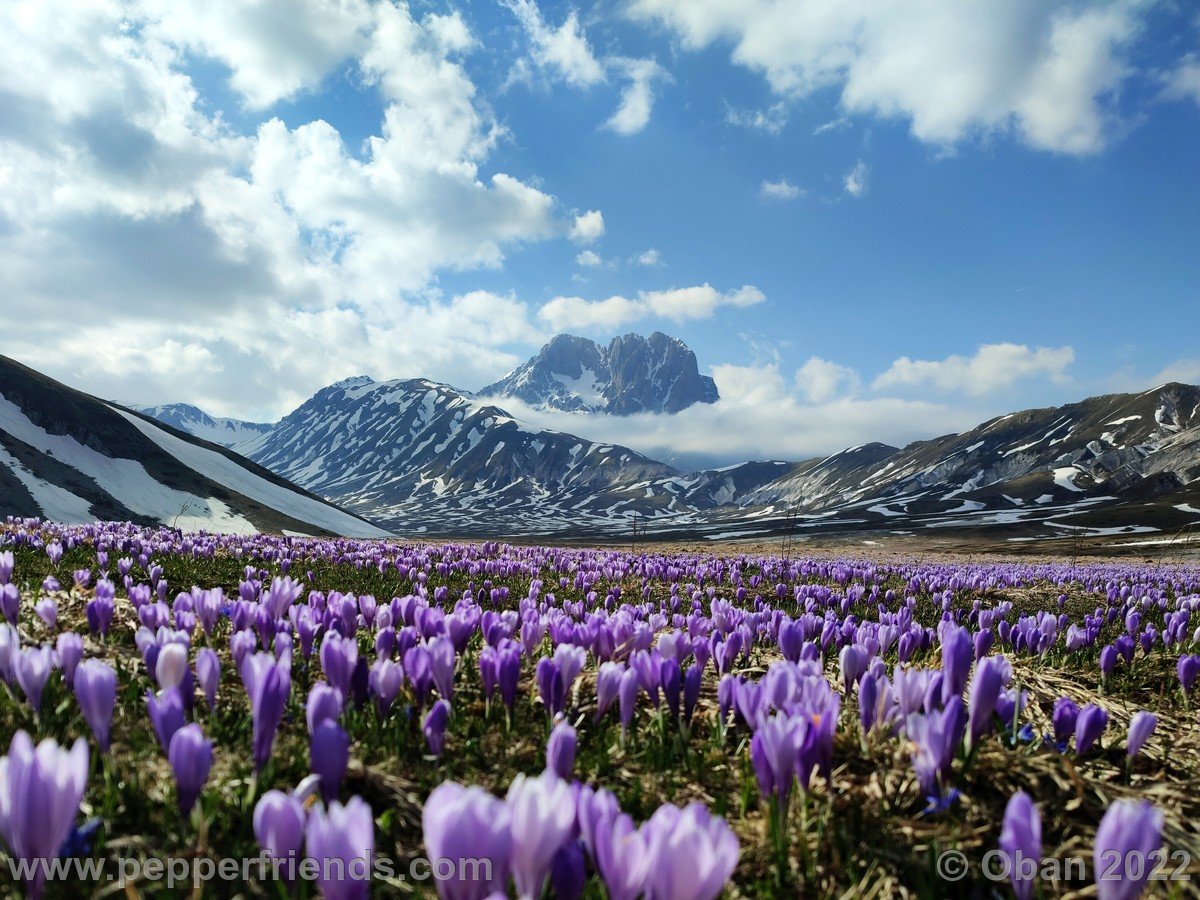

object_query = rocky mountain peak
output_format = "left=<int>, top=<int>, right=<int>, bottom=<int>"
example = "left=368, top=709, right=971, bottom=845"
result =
left=479, top=332, right=719, bottom=415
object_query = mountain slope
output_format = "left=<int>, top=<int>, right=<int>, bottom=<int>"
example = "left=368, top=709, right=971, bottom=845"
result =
left=133, top=403, right=273, bottom=450
left=479, top=332, right=720, bottom=415
left=241, top=376, right=686, bottom=533
left=674, top=383, right=1200, bottom=541
left=0, top=356, right=389, bottom=537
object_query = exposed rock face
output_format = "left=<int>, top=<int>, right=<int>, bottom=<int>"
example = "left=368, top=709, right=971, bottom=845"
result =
left=479, top=332, right=720, bottom=415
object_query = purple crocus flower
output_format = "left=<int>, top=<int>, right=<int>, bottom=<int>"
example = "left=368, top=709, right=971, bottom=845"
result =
left=147, top=687, right=186, bottom=753
left=1074, top=704, right=1108, bottom=755
left=311, top=721, right=350, bottom=803
left=34, top=598, right=57, bottom=630
left=1126, top=711, right=1156, bottom=758
left=546, top=720, right=577, bottom=780
left=907, top=696, right=966, bottom=800
left=999, top=791, right=1041, bottom=900
left=618, top=668, right=639, bottom=736
left=506, top=771, right=577, bottom=898
left=1052, top=697, right=1080, bottom=747
left=838, top=644, right=869, bottom=695
left=16, top=645, right=55, bottom=714
left=595, top=661, right=624, bottom=721
left=168, top=723, right=213, bottom=817
left=86, top=583, right=115, bottom=637
left=1093, top=800, right=1162, bottom=900
left=155, top=642, right=189, bottom=693
left=550, top=841, right=586, bottom=900
left=196, top=648, right=220, bottom=710
left=254, top=789, right=306, bottom=870
left=940, top=625, right=973, bottom=703
left=750, top=714, right=800, bottom=805
left=422, top=782, right=512, bottom=900
left=307, top=681, right=344, bottom=735
left=74, top=659, right=117, bottom=752
left=0, top=732, right=89, bottom=899
left=1177, top=655, right=1200, bottom=693
left=320, top=632, right=358, bottom=701
left=369, top=659, right=404, bottom=716
left=429, top=636, right=457, bottom=703
left=641, top=802, right=740, bottom=900
left=424, top=699, right=451, bottom=757
left=305, top=796, right=374, bottom=900
left=536, top=657, right=565, bottom=717
left=966, top=656, right=1007, bottom=748
left=0, top=551, right=12, bottom=584
left=496, top=645, right=521, bottom=712
left=593, top=810, right=647, bottom=900
left=55, top=633, right=83, bottom=689
left=245, top=653, right=291, bottom=771
left=0, top=583, right=18, bottom=625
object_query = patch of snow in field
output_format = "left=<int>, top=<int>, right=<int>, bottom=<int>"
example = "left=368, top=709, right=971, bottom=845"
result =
left=1052, top=467, right=1084, bottom=492
left=112, top=407, right=389, bottom=537
left=1175, top=503, right=1200, bottom=515
left=868, top=504, right=905, bottom=517
left=1048, top=523, right=1158, bottom=536
left=1104, top=415, right=1141, bottom=427
left=0, top=444, right=94, bottom=522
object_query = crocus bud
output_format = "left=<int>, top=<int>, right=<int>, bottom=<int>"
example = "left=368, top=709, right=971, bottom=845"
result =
left=999, top=791, right=1041, bottom=900
left=168, top=724, right=213, bottom=817
left=424, top=699, right=451, bottom=757
left=1074, top=704, right=1108, bottom=755
left=74, top=659, right=117, bottom=753
left=311, top=721, right=350, bottom=803
left=546, top=720, right=577, bottom=780
left=1126, top=711, right=1157, bottom=758
left=1093, top=800, right=1162, bottom=900
left=155, top=642, right=188, bottom=692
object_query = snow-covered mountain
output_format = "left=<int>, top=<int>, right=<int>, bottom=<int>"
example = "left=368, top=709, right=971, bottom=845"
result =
left=132, top=403, right=273, bottom=450
left=238, top=376, right=685, bottom=534
left=0, top=356, right=389, bottom=537
left=478, top=332, right=720, bottom=415
left=669, top=383, right=1200, bottom=542
left=31, top=351, right=1200, bottom=542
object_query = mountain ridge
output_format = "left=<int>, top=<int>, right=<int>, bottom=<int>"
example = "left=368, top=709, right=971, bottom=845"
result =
left=73, top=358, right=1200, bottom=540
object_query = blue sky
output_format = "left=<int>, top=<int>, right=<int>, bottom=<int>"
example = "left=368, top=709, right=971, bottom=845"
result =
left=1, top=0, right=1198, bottom=464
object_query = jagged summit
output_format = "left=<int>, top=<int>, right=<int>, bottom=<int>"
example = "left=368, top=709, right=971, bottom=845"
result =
left=479, top=331, right=720, bottom=415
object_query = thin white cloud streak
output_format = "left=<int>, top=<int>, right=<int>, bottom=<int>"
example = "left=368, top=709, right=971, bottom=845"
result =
left=539, top=284, right=765, bottom=331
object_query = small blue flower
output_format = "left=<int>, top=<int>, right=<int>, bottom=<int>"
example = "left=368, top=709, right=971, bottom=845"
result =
left=58, top=818, right=102, bottom=857
left=921, top=789, right=960, bottom=816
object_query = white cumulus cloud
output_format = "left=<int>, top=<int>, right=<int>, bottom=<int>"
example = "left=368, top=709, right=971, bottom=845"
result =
left=872, top=343, right=1075, bottom=396
left=568, top=209, right=606, bottom=244
left=628, top=0, right=1149, bottom=155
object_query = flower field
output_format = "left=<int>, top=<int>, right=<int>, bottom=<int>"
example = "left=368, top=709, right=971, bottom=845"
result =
left=1, top=517, right=1199, bottom=898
